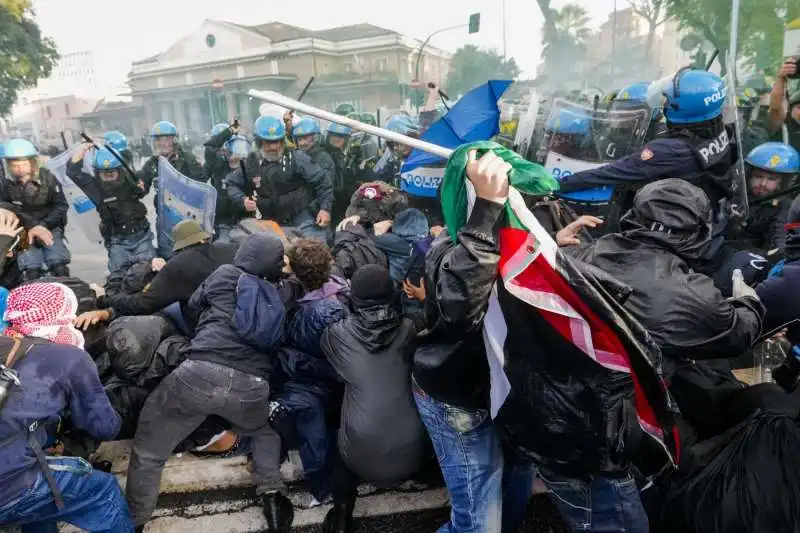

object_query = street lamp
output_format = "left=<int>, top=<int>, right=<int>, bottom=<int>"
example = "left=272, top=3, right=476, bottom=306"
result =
left=414, top=13, right=481, bottom=84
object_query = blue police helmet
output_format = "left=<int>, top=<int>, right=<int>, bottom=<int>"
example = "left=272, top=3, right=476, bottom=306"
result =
left=210, top=123, right=230, bottom=137
left=662, top=70, right=725, bottom=125
left=616, top=82, right=650, bottom=103
left=103, top=131, right=129, bottom=152
left=293, top=118, right=321, bottom=138
left=254, top=116, right=286, bottom=142
left=386, top=114, right=420, bottom=136
left=2, top=139, right=38, bottom=159
left=151, top=120, right=178, bottom=137
left=745, top=142, right=800, bottom=175
left=327, top=122, right=353, bottom=136
left=94, top=147, right=123, bottom=170
left=547, top=108, right=591, bottom=135
left=224, top=135, right=252, bottom=158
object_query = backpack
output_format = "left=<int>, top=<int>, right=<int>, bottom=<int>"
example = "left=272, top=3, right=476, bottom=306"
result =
left=233, top=273, right=286, bottom=352
left=332, top=228, right=388, bottom=279
left=23, top=276, right=97, bottom=313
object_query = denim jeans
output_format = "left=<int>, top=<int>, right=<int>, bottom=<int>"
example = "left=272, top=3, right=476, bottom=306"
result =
left=105, top=229, right=156, bottom=274
left=125, top=359, right=284, bottom=527
left=213, top=224, right=234, bottom=244
left=413, top=381, right=536, bottom=533
left=0, top=456, right=134, bottom=533
left=293, top=211, right=331, bottom=245
left=17, top=228, right=71, bottom=272
left=538, top=471, right=649, bottom=533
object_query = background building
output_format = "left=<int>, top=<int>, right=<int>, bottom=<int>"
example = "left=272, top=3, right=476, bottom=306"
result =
left=126, top=19, right=451, bottom=138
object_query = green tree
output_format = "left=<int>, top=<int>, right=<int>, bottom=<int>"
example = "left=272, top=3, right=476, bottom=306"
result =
left=539, top=3, right=593, bottom=87
left=445, top=45, right=520, bottom=96
left=664, top=0, right=799, bottom=75
left=0, top=0, right=59, bottom=116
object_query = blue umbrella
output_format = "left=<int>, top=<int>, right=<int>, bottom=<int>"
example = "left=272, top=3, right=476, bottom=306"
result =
left=400, top=80, right=512, bottom=198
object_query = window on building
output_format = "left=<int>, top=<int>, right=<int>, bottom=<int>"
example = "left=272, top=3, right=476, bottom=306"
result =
left=375, top=57, right=388, bottom=72
left=270, top=60, right=279, bottom=75
left=157, top=77, right=164, bottom=89
left=237, top=65, right=245, bottom=78
left=64, top=103, right=70, bottom=117
left=46, top=106, right=52, bottom=119
left=344, top=62, right=354, bottom=73
left=185, top=72, right=193, bottom=85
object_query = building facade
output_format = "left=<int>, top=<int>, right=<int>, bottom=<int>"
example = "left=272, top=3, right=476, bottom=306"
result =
left=127, top=19, right=451, bottom=138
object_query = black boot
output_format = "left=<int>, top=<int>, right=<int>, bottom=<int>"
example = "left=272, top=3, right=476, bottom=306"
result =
left=21, top=268, right=42, bottom=283
left=50, top=264, right=70, bottom=277
left=134, top=526, right=145, bottom=533
left=262, top=491, right=294, bottom=533
left=322, top=499, right=355, bottom=533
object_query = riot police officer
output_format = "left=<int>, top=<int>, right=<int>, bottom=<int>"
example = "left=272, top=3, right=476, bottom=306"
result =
left=138, top=120, right=204, bottom=258
left=225, top=116, right=333, bottom=243
left=324, top=122, right=356, bottom=222
left=560, top=69, right=737, bottom=269
left=372, top=115, right=420, bottom=186
left=727, top=142, right=800, bottom=253
left=611, top=81, right=666, bottom=141
left=0, top=139, right=70, bottom=281
left=293, top=118, right=337, bottom=190
left=203, top=123, right=247, bottom=243
left=103, top=130, right=135, bottom=168
left=67, top=145, right=155, bottom=274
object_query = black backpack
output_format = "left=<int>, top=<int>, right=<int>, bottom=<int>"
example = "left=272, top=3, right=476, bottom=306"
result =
left=332, top=227, right=388, bottom=279
left=22, top=277, right=97, bottom=313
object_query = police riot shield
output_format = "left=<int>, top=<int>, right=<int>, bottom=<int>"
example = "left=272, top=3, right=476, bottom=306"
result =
left=723, top=54, right=749, bottom=220
left=156, top=157, right=217, bottom=252
left=540, top=99, right=650, bottom=203
left=44, top=146, right=104, bottom=246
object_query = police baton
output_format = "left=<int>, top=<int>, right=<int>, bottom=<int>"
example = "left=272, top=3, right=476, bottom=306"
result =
left=80, top=132, right=140, bottom=189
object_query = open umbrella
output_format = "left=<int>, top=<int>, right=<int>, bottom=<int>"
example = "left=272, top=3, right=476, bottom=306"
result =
left=400, top=80, right=512, bottom=198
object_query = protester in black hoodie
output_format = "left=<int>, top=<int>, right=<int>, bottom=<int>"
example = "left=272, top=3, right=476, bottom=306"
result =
left=74, top=220, right=238, bottom=330
left=320, top=265, right=424, bottom=533
left=125, top=233, right=292, bottom=533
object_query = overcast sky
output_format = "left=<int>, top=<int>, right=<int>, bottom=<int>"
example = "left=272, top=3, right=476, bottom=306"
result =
left=31, top=0, right=619, bottom=90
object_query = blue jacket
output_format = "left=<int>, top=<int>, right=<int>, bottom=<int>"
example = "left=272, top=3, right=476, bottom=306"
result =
left=277, top=278, right=349, bottom=394
left=0, top=344, right=120, bottom=505
left=185, top=233, right=286, bottom=378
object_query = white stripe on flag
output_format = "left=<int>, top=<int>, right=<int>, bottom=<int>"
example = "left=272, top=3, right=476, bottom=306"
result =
left=483, top=285, right=511, bottom=419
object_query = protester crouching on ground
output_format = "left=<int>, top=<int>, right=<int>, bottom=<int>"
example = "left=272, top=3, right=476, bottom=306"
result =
left=125, top=233, right=291, bottom=533
left=0, top=283, right=131, bottom=532
left=320, top=264, right=424, bottom=533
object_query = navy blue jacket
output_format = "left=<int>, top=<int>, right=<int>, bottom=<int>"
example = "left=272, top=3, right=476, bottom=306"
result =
left=184, top=234, right=285, bottom=378
left=0, top=344, right=120, bottom=505
left=757, top=260, right=800, bottom=345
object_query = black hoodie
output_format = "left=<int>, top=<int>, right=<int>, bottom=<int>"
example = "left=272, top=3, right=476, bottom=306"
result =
left=184, top=234, right=286, bottom=378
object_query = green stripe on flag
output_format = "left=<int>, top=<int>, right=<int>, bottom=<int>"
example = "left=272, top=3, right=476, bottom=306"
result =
left=440, top=141, right=559, bottom=243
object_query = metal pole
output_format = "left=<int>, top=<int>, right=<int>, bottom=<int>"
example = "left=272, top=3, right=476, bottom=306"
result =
left=248, top=89, right=453, bottom=158
left=415, top=24, right=468, bottom=82
left=610, top=0, right=617, bottom=86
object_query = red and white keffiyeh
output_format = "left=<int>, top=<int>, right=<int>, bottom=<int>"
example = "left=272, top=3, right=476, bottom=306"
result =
left=4, top=283, right=85, bottom=349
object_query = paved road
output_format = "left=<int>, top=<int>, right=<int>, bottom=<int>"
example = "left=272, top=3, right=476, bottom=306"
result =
left=66, top=191, right=158, bottom=284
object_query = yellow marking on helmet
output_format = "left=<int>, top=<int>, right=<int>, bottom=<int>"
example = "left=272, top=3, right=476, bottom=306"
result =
left=155, top=125, right=161, bottom=134
left=768, top=154, right=782, bottom=168
left=103, top=159, right=111, bottom=169
left=269, top=126, right=277, bottom=134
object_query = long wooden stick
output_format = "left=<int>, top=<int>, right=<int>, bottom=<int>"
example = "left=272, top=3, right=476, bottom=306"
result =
left=247, top=89, right=454, bottom=159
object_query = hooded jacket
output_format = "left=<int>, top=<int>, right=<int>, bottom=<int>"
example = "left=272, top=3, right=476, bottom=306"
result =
left=184, top=234, right=285, bottom=378
left=321, top=303, right=423, bottom=483
left=570, top=179, right=764, bottom=371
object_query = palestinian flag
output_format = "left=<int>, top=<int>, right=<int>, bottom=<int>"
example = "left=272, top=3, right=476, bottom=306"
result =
left=440, top=142, right=678, bottom=476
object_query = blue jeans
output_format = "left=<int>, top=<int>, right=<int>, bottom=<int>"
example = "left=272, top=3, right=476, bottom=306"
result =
left=105, top=229, right=156, bottom=274
left=413, top=382, right=536, bottom=533
left=18, top=228, right=71, bottom=272
left=0, top=456, right=134, bottom=533
left=214, top=224, right=234, bottom=244
left=538, top=471, right=648, bottom=533
left=294, top=210, right=331, bottom=245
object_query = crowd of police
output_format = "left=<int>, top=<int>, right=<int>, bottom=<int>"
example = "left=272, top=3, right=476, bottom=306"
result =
left=0, top=58, right=798, bottom=533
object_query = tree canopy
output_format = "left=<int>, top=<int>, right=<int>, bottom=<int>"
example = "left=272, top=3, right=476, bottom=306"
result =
left=445, top=45, right=520, bottom=97
left=0, top=0, right=59, bottom=116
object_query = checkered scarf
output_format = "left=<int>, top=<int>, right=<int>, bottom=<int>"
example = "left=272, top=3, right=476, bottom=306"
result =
left=4, top=283, right=85, bottom=349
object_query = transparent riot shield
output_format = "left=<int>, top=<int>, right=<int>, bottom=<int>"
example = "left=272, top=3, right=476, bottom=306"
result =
left=540, top=99, right=650, bottom=204
left=157, top=157, right=217, bottom=252
left=723, top=54, right=750, bottom=221
left=44, top=145, right=104, bottom=246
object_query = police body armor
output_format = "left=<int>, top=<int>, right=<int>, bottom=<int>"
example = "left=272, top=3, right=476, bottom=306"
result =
left=96, top=180, right=149, bottom=239
left=6, top=169, right=66, bottom=228
left=245, top=150, right=312, bottom=226
left=208, top=158, right=242, bottom=226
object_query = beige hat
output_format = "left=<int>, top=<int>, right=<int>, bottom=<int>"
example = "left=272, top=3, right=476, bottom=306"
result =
left=172, top=219, right=210, bottom=252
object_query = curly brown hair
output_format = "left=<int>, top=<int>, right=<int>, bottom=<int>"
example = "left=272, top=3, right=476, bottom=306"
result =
left=286, top=238, right=333, bottom=291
